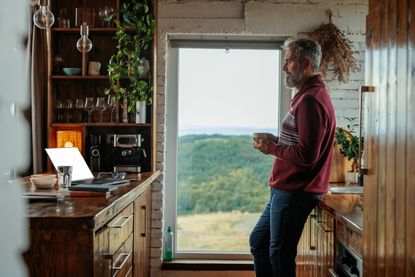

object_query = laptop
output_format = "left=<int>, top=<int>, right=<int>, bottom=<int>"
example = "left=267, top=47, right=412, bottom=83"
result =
left=45, top=147, right=130, bottom=187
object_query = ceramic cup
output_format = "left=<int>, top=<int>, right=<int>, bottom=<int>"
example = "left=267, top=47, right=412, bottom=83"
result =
left=88, top=61, right=101, bottom=76
left=253, top=133, right=272, bottom=140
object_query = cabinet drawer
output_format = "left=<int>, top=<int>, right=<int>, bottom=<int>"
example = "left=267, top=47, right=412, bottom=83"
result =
left=111, top=234, right=133, bottom=277
left=108, top=203, right=134, bottom=255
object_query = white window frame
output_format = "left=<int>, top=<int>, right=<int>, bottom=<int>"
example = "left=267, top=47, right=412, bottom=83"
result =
left=164, top=36, right=291, bottom=260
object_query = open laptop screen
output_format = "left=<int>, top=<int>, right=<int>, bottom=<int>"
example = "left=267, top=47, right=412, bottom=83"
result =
left=45, top=147, right=94, bottom=181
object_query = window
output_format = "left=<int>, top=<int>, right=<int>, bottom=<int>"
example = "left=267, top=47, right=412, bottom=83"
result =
left=165, top=39, right=287, bottom=258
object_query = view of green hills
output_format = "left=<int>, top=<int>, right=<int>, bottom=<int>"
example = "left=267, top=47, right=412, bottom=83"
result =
left=177, top=134, right=274, bottom=215
left=176, top=134, right=275, bottom=251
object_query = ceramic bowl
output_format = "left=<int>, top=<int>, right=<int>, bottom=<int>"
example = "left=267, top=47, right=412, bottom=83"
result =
left=63, top=67, right=82, bottom=76
left=30, top=174, right=57, bottom=189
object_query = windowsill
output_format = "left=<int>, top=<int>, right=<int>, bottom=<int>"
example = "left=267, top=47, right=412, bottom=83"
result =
left=161, top=259, right=254, bottom=271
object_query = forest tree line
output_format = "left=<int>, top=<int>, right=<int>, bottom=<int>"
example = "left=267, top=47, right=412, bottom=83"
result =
left=177, top=134, right=274, bottom=215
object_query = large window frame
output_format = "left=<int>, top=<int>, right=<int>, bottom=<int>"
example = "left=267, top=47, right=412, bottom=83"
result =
left=164, top=36, right=291, bottom=259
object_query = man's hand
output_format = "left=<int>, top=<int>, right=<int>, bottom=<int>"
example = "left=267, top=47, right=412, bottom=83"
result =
left=252, top=138, right=271, bottom=155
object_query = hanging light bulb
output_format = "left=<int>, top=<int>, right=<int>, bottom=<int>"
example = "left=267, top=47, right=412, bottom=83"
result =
left=76, top=23, right=93, bottom=53
left=33, top=4, right=55, bottom=29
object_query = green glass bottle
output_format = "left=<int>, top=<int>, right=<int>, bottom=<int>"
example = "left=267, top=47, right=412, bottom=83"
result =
left=163, top=226, right=174, bottom=262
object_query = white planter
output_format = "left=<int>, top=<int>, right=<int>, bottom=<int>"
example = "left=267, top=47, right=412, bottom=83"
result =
left=345, top=171, right=358, bottom=184
left=135, top=100, right=146, bottom=123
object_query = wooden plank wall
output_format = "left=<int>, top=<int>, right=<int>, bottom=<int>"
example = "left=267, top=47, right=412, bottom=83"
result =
left=364, top=0, right=415, bottom=275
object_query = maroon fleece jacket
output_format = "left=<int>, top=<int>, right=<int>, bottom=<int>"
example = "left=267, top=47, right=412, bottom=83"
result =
left=268, top=74, right=335, bottom=194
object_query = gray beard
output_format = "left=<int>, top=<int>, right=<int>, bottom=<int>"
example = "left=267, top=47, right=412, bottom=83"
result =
left=284, top=72, right=302, bottom=88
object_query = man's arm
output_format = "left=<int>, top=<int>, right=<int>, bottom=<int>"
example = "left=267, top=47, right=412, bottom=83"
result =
left=257, top=98, right=327, bottom=166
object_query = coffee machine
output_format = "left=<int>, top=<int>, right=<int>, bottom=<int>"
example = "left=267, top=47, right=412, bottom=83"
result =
left=99, top=133, right=147, bottom=173
left=88, top=134, right=102, bottom=172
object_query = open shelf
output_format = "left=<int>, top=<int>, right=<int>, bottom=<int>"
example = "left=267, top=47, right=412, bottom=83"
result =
left=50, top=75, right=110, bottom=79
left=49, top=75, right=149, bottom=80
left=51, top=27, right=137, bottom=33
left=50, top=123, right=151, bottom=127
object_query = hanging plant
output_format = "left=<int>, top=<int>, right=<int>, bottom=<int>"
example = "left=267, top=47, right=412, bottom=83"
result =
left=105, top=0, right=155, bottom=115
left=300, top=10, right=358, bottom=83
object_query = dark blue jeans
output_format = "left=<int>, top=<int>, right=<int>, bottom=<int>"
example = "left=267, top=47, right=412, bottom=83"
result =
left=249, top=188, right=321, bottom=277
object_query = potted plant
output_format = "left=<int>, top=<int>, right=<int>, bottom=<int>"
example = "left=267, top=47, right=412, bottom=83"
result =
left=335, top=117, right=362, bottom=183
left=105, top=0, right=155, bottom=123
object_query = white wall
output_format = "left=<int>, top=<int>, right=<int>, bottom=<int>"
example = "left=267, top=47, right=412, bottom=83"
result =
left=151, top=1, right=368, bottom=276
left=0, top=0, right=30, bottom=276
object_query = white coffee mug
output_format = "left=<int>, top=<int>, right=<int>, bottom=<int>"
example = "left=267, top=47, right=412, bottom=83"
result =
left=88, top=61, right=101, bottom=76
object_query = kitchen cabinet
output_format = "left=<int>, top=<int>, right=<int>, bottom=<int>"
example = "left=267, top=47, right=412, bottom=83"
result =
left=45, top=0, right=157, bottom=173
left=295, top=214, right=317, bottom=277
left=134, top=185, right=152, bottom=277
left=364, top=0, right=415, bottom=276
left=314, top=206, right=335, bottom=277
left=23, top=171, right=160, bottom=277
left=296, top=207, right=334, bottom=277
left=297, top=192, right=363, bottom=277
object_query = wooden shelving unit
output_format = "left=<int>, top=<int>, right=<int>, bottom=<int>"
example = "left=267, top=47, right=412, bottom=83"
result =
left=46, top=0, right=156, bottom=174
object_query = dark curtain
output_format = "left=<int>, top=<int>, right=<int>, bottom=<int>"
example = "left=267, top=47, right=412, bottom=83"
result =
left=29, top=6, right=48, bottom=174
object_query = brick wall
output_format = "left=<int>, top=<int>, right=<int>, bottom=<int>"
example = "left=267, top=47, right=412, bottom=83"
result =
left=151, top=1, right=368, bottom=276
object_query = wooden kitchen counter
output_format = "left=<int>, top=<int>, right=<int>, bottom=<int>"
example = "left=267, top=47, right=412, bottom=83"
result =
left=25, top=171, right=159, bottom=230
left=23, top=171, right=160, bottom=277
left=319, top=186, right=363, bottom=234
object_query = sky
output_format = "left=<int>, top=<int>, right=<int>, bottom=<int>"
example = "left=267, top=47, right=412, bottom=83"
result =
left=178, top=48, right=280, bottom=135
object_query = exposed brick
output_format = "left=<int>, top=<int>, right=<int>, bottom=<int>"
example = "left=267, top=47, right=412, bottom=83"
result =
left=151, top=248, right=162, bottom=257
left=158, top=1, right=244, bottom=19
left=151, top=228, right=162, bottom=237
left=152, top=191, right=163, bottom=200
left=152, top=199, right=163, bottom=209
left=152, top=210, right=163, bottom=219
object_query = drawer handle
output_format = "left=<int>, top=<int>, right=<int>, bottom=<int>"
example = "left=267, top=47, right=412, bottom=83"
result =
left=141, top=205, right=146, bottom=237
left=309, top=216, right=316, bottom=250
left=108, top=215, right=133, bottom=228
left=112, top=249, right=132, bottom=270
left=328, top=268, right=339, bottom=277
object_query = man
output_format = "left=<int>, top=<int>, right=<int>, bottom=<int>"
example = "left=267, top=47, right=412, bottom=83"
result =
left=249, top=37, right=336, bottom=277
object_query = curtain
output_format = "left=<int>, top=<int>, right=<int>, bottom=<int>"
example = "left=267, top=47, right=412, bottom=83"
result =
left=29, top=5, right=48, bottom=174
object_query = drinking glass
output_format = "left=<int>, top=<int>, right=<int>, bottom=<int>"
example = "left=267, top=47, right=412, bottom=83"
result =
left=96, top=97, right=107, bottom=122
left=64, top=99, right=73, bottom=123
left=98, top=8, right=106, bottom=27
left=58, top=8, right=70, bottom=28
left=75, top=98, right=85, bottom=122
left=104, top=6, right=115, bottom=27
left=57, top=165, right=73, bottom=189
left=107, top=95, right=116, bottom=122
left=55, top=98, right=64, bottom=122
left=84, top=97, right=95, bottom=123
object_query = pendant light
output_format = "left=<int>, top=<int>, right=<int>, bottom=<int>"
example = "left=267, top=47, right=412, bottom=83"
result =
left=33, top=1, right=55, bottom=29
left=76, top=23, right=93, bottom=53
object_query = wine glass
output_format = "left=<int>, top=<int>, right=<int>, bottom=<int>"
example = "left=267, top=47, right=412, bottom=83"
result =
left=75, top=98, right=85, bottom=122
left=55, top=98, right=64, bottom=122
left=95, top=97, right=107, bottom=122
left=104, top=6, right=115, bottom=27
left=107, top=95, right=116, bottom=122
left=98, top=8, right=106, bottom=27
left=84, top=97, right=95, bottom=123
left=64, top=99, right=73, bottom=122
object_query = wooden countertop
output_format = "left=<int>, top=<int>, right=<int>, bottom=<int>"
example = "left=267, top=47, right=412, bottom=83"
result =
left=24, top=171, right=160, bottom=231
left=319, top=184, right=363, bottom=234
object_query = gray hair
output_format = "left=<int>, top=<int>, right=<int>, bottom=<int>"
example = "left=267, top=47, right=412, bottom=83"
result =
left=283, top=37, right=322, bottom=71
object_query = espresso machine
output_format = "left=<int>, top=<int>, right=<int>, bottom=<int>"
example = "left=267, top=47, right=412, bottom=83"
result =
left=90, top=133, right=147, bottom=173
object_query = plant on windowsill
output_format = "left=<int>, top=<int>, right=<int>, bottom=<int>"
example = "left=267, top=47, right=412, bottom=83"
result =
left=335, top=117, right=363, bottom=183
left=105, top=0, right=155, bottom=123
